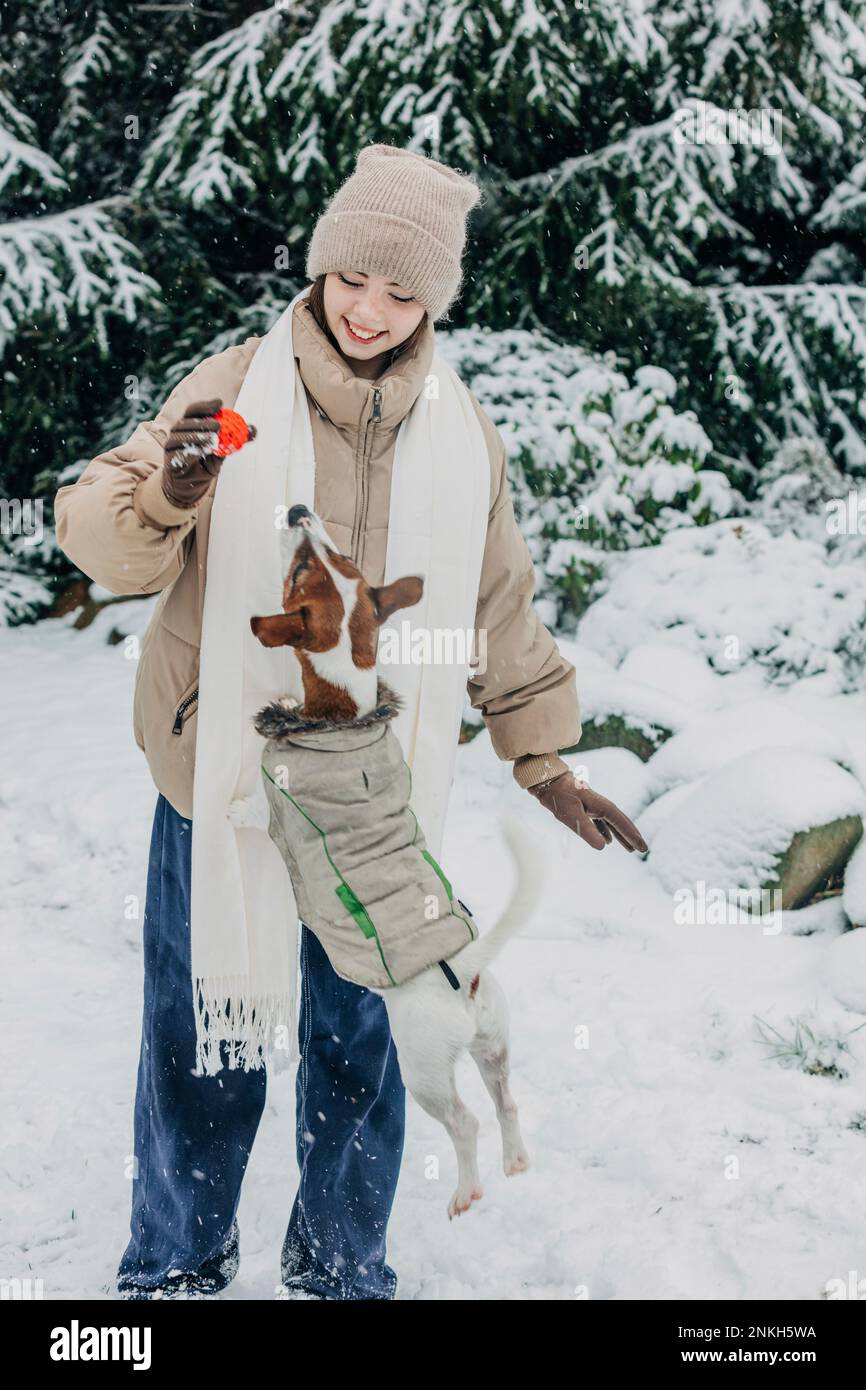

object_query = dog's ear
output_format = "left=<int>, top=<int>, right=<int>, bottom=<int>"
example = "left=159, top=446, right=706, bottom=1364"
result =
left=250, top=612, right=307, bottom=647
left=369, top=575, right=424, bottom=624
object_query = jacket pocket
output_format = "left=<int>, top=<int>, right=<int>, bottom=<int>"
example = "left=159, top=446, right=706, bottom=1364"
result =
left=171, top=673, right=199, bottom=736
left=133, top=617, right=198, bottom=752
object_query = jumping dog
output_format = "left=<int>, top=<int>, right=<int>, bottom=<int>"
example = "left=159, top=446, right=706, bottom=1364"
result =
left=240, top=504, right=546, bottom=1218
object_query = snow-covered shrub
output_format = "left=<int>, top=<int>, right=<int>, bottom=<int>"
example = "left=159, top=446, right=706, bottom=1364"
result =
left=578, top=518, right=866, bottom=693
left=752, top=436, right=866, bottom=575
left=0, top=474, right=68, bottom=625
left=439, top=327, right=739, bottom=622
left=755, top=441, right=866, bottom=571
left=752, top=438, right=851, bottom=545
left=0, top=546, right=53, bottom=626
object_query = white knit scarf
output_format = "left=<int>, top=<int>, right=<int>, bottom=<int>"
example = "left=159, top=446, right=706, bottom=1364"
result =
left=189, top=284, right=490, bottom=1077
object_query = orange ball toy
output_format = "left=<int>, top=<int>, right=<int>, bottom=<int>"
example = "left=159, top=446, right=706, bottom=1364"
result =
left=212, top=407, right=256, bottom=457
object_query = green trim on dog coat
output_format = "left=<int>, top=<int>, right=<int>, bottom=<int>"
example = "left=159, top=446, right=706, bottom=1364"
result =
left=254, top=680, right=479, bottom=991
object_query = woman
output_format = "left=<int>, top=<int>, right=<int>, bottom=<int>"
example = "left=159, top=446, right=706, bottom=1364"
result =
left=54, top=145, right=645, bottom=1301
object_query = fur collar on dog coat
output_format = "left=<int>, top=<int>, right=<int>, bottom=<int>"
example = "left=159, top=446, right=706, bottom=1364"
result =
left=254, top=679, right=479, bottom=991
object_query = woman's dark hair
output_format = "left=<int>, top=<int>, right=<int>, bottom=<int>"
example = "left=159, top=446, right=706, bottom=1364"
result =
left=305, top=273, right=429, bottom=372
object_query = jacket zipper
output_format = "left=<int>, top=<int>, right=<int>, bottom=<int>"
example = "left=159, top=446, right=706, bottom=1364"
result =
left=172, top=687, right=199, bottom=735
left=351, top=386, right=382, bottom=566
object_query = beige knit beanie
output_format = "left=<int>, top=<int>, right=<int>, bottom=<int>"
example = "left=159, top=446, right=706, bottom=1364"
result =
left=305, top=144, right=482, bottom=322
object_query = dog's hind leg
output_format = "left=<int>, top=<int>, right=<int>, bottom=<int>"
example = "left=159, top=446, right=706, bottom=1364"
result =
left=384, top=982, right=484, bottom=1218
left=469, top=972, right=530, bottom=1179
left=392, top=1048, right=483, bottom=1217
left=428, top=1084, right=483, bottom=1220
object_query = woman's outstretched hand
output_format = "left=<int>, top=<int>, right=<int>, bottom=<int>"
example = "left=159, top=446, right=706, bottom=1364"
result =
left=161, top=398, right=258, bottom=508
left=526, top=771, right=648, bottom=853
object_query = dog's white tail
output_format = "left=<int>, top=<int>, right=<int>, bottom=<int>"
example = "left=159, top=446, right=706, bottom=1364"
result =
left=452, top=811, right=547, bottom=978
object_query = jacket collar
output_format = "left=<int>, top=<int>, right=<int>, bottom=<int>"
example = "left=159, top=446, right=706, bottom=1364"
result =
left=254, top=677, right=404, bottom=741
left=292, top=292, right=435, bottom=434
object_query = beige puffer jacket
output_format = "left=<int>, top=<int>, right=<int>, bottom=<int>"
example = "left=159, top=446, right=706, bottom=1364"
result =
left=53, top=292, right=581, bottom=819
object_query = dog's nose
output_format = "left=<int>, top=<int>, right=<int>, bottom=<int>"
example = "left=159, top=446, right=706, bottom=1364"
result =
left=287, top=504, right=311, bottom=527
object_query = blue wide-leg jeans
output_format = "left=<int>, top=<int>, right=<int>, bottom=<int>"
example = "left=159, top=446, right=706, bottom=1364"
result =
left=116, top=794, right=406, bottom=1300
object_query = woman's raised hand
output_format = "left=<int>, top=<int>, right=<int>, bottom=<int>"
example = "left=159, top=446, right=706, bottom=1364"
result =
left=160, top=398, right=232, bottom=508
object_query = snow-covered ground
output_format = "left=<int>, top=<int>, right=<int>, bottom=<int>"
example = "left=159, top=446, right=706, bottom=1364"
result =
left=3, top=601, right=866, bottom=1301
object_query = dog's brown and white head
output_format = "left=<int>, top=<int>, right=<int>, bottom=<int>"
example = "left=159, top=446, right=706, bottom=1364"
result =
left=250, top=504, right=423, bottom=720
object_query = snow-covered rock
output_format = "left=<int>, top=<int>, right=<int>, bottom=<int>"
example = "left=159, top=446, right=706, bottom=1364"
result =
left=554, top=637, right=618, bottom=679
left=568, top=669, right=695, bottom=760
left=643, top=698, right=854, bottom=803
left=821, top=929, right=866, bottom=1013
left=617, top=642, right=752, bottom=709
left=842, top=835, right=866, bottom=928
left=647, top=747, right=865, bottom=908
left=637, top=779, right=708, bottom=844
left=568, top=746, right=649, bottom=820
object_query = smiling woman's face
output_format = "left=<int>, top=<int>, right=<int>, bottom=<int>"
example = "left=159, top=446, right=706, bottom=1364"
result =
left=323, top=270, right=426, bottom=378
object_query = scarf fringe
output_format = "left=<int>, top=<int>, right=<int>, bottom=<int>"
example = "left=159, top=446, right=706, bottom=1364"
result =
left=193, top=975, right=295, bottom=1077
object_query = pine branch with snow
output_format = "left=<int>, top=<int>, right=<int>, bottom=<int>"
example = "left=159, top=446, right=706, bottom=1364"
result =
left=0, top=198, right=161, bottom=355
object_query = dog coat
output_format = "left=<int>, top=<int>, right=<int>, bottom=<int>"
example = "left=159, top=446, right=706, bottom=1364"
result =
left=254, top=680, right=480, bottom=991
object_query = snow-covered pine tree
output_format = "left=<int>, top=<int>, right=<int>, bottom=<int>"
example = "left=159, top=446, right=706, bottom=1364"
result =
left=473, top=0, right=866, bottom=478
left=0, top=22, right=157, bottom=501
left=0, top=0, right=255, bottom=503
left=671, top=0, right=866, bottom=476
left=4, top=0, right=866, bottom=572
left=133, top=0, right=866, bottom=479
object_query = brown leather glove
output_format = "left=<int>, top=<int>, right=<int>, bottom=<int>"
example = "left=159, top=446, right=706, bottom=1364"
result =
left=161, top=397, right=257, bottom=508
left=527, top=771, right=648, bottom=853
